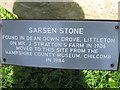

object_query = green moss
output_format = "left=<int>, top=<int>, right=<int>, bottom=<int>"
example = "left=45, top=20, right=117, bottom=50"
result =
left=83, top=69, right=120, bottom=88
left=0, top=6, right=17, bottom=19
left=1, top=65, right=14, bottom=88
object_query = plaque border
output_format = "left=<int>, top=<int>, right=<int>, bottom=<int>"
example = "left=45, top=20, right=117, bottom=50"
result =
left=1, top=19, right=120, bottom=71
left=1, top=19, right=120, bottom=22
left=0, top=20, right=2, bottom=64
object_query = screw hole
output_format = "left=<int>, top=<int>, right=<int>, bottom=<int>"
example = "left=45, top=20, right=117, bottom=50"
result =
left=3, top=58, right=6, bottom=62
left=115, top=26, right=119, bottom=30
left=110, top=64, right=114, bottom=67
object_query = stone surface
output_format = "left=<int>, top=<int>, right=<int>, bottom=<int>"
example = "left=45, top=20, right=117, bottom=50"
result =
left=12, top=2, right=85, bottom=19
left=0, top=0, right=119, bottom=20
left=75, top=0, right=119, bottom=20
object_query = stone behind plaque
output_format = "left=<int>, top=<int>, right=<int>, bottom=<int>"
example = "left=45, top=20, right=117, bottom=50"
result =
left=0, top=0, right=119, bottom=20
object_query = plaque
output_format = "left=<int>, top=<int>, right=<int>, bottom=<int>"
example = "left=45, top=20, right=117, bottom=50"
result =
left=0, top=20, right=119, bottom=70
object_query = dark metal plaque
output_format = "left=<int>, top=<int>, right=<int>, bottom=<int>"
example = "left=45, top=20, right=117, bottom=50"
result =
left=0, top=20, right=119, bottom=70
